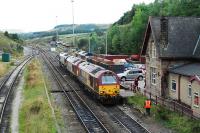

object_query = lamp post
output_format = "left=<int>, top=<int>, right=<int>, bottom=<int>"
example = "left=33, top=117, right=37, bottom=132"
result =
left=89, top=36, right=91, bottom=53
left=56, top=16, right=58, bottom=42
left=71, top=0, right=75, bottom=47
left=105, top=31, right=108, bottom=55
left=88, top=33, right=92, bottom=53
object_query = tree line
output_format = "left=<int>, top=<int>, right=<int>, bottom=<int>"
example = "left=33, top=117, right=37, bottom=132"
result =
left=4, top=31, right=23, bottom=44
left=106, top=0, right=200, bottom=55
left=3, top=31, right=23, bottom=53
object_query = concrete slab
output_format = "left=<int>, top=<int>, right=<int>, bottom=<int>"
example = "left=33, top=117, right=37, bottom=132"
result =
left=119, top=89, right=134, bottom=97
left=120, top=80, right=145, bottom=92
left=119, top=80, right=146, bottom=98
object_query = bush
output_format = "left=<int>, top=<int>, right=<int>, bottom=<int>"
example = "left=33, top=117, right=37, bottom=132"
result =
left=155, top=105, right=170, bottom=121
left=192, top=120, right=200, bottom=133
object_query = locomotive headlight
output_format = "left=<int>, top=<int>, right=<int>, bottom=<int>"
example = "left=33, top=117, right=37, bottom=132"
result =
left=100, top=91, right=105, bottom=94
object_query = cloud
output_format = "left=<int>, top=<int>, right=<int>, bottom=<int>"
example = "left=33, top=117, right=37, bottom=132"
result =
left=0, top=0, right=154, bottom=32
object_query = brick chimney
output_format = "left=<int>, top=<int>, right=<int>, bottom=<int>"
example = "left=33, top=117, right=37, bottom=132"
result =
left=160, top=17, right=168, bottom=49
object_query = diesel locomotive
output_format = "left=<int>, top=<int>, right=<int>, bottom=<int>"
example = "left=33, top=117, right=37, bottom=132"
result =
left=59, top=52, right=120, bottom=103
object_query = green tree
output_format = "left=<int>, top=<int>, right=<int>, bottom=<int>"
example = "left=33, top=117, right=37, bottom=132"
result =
left=77, top=38, right=88, bottom=50
left=4, top=31, right=9, bottom=37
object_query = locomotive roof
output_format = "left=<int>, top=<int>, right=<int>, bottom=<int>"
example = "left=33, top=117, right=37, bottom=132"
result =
left=59, top=52, right=68, bottom=57
left=78, top=51, right=87, bottom=55
left=79, top=62, right=105, bottom=76
left=67, top=56, right=80, bottom=64
left=74, top=59, right=85, bottom=65
left=93, top=69, right=111, bottom=78
left=78, top=62, right=116, bottom=78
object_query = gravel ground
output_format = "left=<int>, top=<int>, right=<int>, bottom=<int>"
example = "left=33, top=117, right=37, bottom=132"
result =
left=44, top=51, right=175, bottom=133
left=65, top=80, right=129, bottom=133
left=119, top=81, right=174, bottom=133
left=39, top=56, right=85, bottom=133
left=118, top=105, right=174, bottom=133
left=56, top=62, right=144, bottom=133
left=10, top=72, right=24, bottom=133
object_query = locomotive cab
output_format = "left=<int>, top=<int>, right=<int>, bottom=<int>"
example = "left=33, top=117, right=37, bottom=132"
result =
left=98, top=71, right=120, bottom=97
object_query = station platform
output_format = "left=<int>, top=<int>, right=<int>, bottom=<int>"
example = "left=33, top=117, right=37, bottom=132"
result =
left=119, top=80, right=145, bottom=98
left=119, top=89, right=134, bottom=97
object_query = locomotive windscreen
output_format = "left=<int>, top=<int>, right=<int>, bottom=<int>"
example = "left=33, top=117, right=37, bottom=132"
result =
left=101, top=76, right=117, bottom=85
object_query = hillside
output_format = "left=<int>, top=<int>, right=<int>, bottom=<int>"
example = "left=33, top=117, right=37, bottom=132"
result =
left=54, top=24, right=109, bottom=31
left=0, top=32, right=17, bottom=52
left=107, top=0, right=200, bottom=55
left=0, top=32, right=23, bottom=57
left=20, top=24, right=110, bottom=39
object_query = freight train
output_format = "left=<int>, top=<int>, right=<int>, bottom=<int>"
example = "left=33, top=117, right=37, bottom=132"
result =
left=59, top=52, right=121, bottom=103
left=75, top=51, right=125, bottom=74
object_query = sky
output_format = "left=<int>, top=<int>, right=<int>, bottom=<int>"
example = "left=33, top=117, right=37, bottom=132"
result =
left=0, top=0, right=154, bottom=32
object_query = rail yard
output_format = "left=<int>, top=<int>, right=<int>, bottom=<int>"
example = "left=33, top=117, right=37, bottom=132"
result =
left=38, top=47, right=150, bottom=133
left=1, top=1, right=200, bottom=132
left=0, top=44, right=191, bottom=133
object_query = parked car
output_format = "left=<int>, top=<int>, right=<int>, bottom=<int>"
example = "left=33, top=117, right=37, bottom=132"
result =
left=124, top=63, right=136, bottom=70
left=117, top=68, right=144, bottom=81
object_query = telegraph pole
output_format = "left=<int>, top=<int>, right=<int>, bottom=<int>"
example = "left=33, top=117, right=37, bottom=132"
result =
left=89, top=36, right=91, bottom=53
left=56, top=16, right=58, bottom=42
left=71, top=0, right=75, bottom=47
left=105, top=31, right=108, bottom=55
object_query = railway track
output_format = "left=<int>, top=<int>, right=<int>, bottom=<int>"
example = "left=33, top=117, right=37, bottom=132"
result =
left=40, top=51, right=109, bottom=133
left=42, top=49, right=151, bottom=133
left=104, top=106, right=149, bottom=133
left=0, top=56, right=32, bottom=132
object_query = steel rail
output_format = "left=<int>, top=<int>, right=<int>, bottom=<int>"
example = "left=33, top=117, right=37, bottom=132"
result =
left=0, top=56, right=32, bottom=128
left=40, top=51, right=109, bottom=133
left=42, top=49, right=151, bottom=133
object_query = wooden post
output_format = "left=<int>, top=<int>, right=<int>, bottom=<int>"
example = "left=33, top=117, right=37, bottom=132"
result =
left=150, top=92, right=152, bottom=100
left=156, top=96, right=158, bottom=105
left=191, top=110, right=193, bottom=119
left=181, top=106, right=184, bottom=116
left=173, top=102, right=175, bottom=111
left=162, top=98, right=164, bottom=106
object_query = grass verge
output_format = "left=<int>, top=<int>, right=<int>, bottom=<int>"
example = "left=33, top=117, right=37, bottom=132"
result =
left=0, top=61, right=13, bottom=77
left=127, top=93, right=200, bottom=133
left=19, top=59, right=57, bottom=133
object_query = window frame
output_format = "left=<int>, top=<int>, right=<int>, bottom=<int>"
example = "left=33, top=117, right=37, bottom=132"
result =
left=171, top=80, right=176, bottom=91
left=151, top=41, right=156, bottom=58
left=128, top=71, right=133, bottom=75
left=188, top=84, right=192, bottom=97
left=194, top=92, right=199, bottom=108
left=150, top=67, right=156, bottom=85
left=101, top=75, right=117, bottom=85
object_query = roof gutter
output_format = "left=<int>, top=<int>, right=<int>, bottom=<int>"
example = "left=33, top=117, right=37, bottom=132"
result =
left=193, top=35, right=200, bottom=55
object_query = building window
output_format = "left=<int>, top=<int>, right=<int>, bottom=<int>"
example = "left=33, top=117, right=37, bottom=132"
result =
left=150, top=67, right=156, bottom=85
left=188, top=84, right=192, bottom=97
left=152, top=42, right=156, bottom=58
left=194, top=92, right=199, bottom=107
left=171, top=80, right=176, bottom=91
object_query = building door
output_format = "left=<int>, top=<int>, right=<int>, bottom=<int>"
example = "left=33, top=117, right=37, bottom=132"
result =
left=161, top=75, right=167, bottom=97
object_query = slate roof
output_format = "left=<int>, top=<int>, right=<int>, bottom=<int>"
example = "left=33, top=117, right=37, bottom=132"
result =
left=168, top=63, right=200, bottom=76
left=193, top=37, right=200, bottom=59
left=141, top=16, right=200, bottom=59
